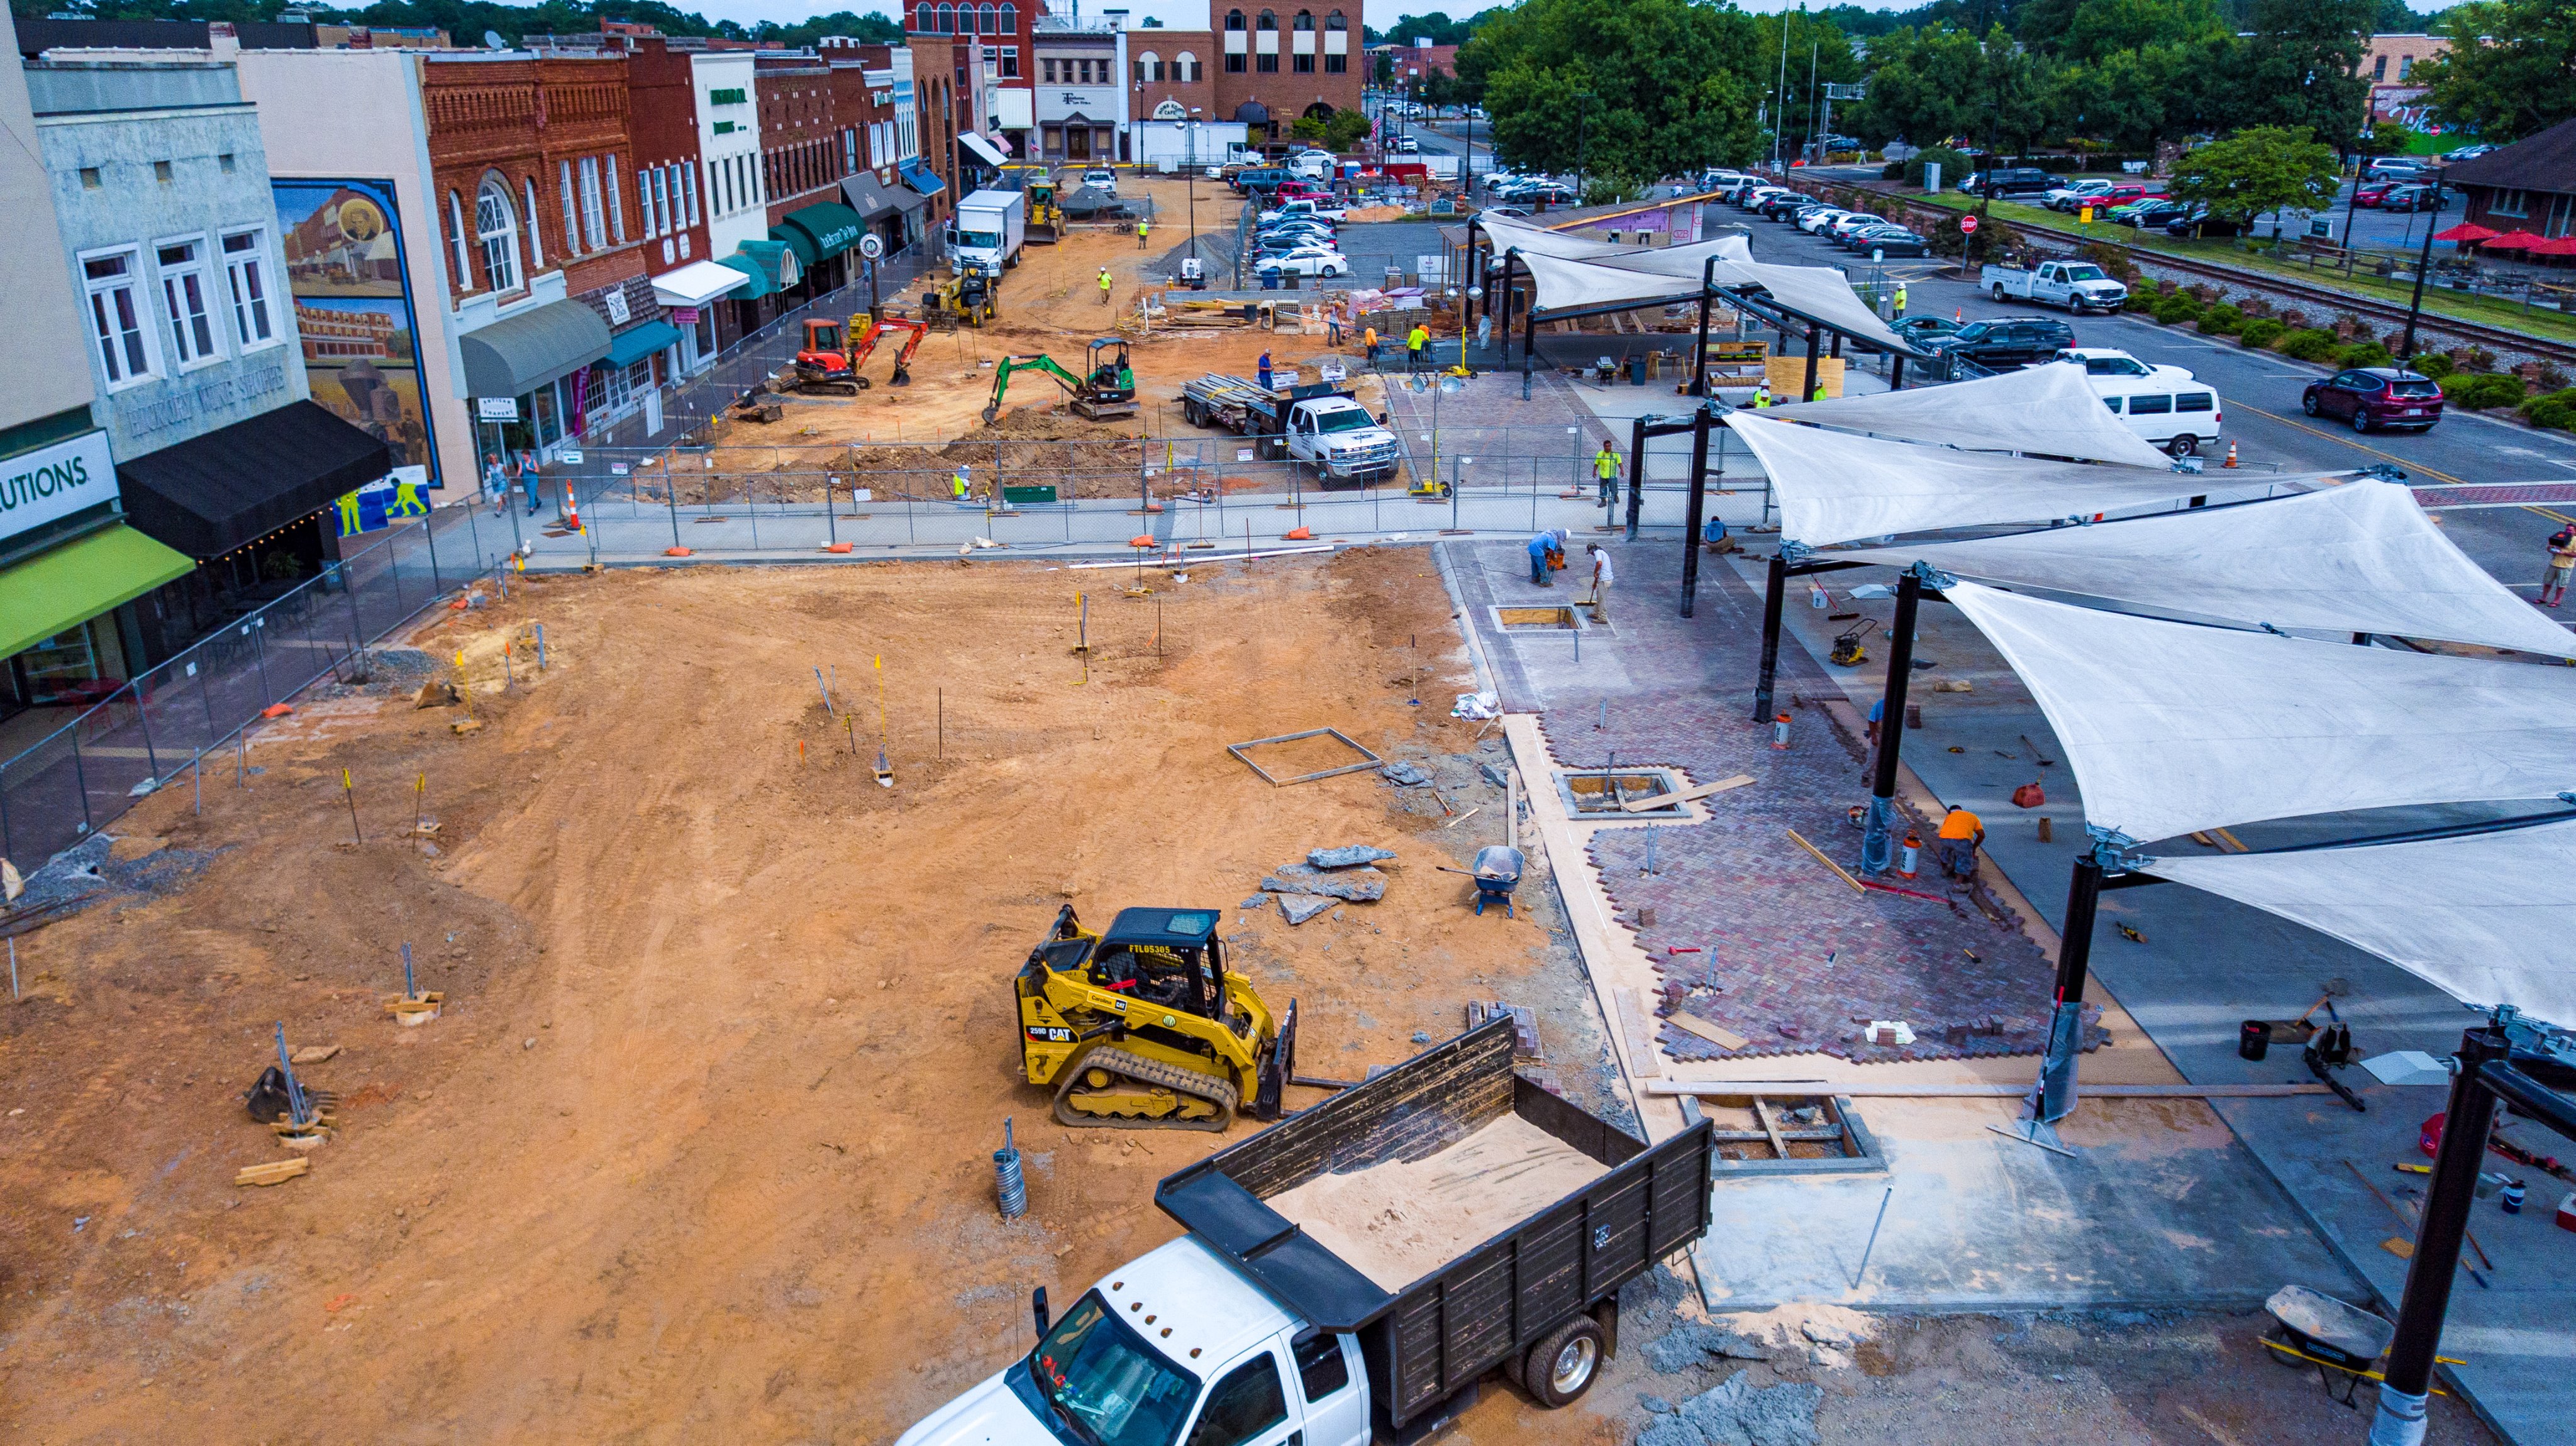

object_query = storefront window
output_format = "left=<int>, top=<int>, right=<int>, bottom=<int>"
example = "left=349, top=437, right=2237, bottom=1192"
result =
left=12, top=617, right=128, bottom=708
left=531, top=382, right=562, bottom=448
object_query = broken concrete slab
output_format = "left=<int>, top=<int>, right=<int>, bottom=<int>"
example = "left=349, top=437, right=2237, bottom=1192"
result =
left=1380, top=761, right=1434, bottom=786
left=1641, top=1323, right=1771, bottom=1374
left=1667, top=1374, right=1822, bottom=1446
left=1260, top=864, right=1385, bottom=902
left=1239, top=895, right=1269, bottom=909
left=1278, top=895, right=1335, bottom=925
left=1307, top=844, right=1399, bottom=870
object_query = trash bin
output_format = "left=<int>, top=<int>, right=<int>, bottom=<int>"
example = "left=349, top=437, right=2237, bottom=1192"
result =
left=1627, top=354, right=1648, bottom=386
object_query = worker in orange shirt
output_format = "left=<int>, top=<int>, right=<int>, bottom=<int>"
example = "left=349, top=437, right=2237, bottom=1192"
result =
left=1935, top=805, right=1984, bottom=881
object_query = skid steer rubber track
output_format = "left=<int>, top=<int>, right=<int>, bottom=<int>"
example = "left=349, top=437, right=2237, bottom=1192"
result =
left=1053, top=1046, right=1238, bottom=1132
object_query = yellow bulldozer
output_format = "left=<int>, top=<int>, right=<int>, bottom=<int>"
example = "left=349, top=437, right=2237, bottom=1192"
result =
left=1014, top=905, right=1296, bottom=1131
left=922, top=261, right=999, bottom=329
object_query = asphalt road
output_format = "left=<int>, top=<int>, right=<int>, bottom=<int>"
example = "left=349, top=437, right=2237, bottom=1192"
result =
left=1734, top=202, right=2576, bottom=605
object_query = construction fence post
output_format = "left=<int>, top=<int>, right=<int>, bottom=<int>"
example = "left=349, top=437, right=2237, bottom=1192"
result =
left=1857, top=571, right=1919, bottom=875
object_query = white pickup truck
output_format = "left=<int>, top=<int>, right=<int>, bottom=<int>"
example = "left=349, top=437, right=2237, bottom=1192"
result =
left=1981, top=259, right=2129, bottom=314
left=1181, top=376, right=1401, bottom=482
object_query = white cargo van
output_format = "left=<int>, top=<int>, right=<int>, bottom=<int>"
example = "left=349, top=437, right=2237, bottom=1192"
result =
left=2055, top=348, right=2221, bottom=456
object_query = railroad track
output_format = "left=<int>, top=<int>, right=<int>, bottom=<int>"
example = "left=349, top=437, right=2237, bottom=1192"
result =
left=1818, top=180, right=2576, bottom=367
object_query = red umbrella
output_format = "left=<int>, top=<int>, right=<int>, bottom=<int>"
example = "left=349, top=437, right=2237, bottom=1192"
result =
left=2523, top=234, right=2576, bottom=257
left=2432, top=222, right=2499, bottom=243
left=2482, top=230, right=2546, bottom=250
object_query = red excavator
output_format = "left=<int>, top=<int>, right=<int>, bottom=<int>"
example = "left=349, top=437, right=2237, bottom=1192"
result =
left=791, top=313, right=930, bottom=394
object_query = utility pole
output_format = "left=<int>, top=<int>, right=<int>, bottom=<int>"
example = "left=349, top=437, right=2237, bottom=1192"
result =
left=2397, top=170, right=2444, bottom=365
left=1772, top=9, right=1791, bottom=173
left=1805, top=40, right=1819, bottom=167
left=1574, top=91, right=1595, bottom=200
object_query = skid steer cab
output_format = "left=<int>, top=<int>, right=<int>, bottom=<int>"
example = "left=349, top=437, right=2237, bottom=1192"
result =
left=1015, top=905, right=1294, bottom=1132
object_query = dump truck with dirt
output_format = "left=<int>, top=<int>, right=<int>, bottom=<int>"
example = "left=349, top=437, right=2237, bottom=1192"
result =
left=1180, top=375, right=1401, bottom=482
left=897, top=1019, right=1715, bottom=1446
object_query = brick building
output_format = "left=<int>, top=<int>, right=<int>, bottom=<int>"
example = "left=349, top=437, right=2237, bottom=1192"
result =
left=907, top=35, right=969, bottom=206
left=1213, top=4, right=1360, bottom=144
left=421, top=52, right=671, bottom=448
left=906, top=0, right=1036, bottom=166
left=818, top=39, right=940, bottom=258
left=754, top=52, right=867, bottom=306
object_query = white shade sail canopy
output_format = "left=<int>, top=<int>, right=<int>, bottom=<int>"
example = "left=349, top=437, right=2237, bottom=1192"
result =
left=1726, top=411, right=2243, bottom=546
left=1719, top=258, right=1913, bottom=353
left=2145, top=819, right=2576, bottom=1026
left=1514, top=248, right=1706, bottom=315
left=1845, top=482, right=2576, bottom=658
left=1943, top=580, right=2576, bottom=844
left=1479, top=211, right=1752, bottom=265
left=1503, top=239, right=1906, bottom=353
left=1759, top=360, right=2173, bottom=468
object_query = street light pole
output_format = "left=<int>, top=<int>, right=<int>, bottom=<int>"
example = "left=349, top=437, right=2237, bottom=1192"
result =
left=1574, top=91, right=1594, bottom=202
left=2398, top=171, right=2445, bottom=366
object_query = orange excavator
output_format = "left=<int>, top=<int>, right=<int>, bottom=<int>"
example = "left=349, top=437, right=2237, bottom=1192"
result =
left=792, top=313, right=930, bottom=394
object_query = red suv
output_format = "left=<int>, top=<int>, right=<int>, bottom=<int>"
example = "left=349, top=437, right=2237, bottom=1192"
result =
left=2301, top=367, right=2445, bottom=433
left=2353, top=181, right=2401, bottom=207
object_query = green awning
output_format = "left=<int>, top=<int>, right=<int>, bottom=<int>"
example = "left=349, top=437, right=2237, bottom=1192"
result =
left=720, top=240, right=789, bottom=299
left=0, top=524, right=194, bottom=660
left=603, top=319, right=684, bottom=369
left=774, top=202, right=865, bottom=268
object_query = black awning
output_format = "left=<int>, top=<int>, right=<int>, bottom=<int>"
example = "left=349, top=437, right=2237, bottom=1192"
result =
left=118, top=399, right=394, bottom=558
left=457, top=297, right=612, bottom=400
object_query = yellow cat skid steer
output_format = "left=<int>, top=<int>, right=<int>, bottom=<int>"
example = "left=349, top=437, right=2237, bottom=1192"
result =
left=1014, top=905, right=1295, bottom=1131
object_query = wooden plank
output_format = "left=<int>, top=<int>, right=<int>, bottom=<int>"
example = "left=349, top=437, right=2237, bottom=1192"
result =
left=1614, top=988, right=1662, bottom=1079
left=1621, top=773, right=1755, bottom=814
left=1785, top=827, right=1865, bottom=895
left=1648, top=1081, right=2332, bottom=1099
left=1751, top=1097, right=1789, bottom=1161
left=1667, top=1012, right=1748, bottom=1052
left=234, top=1158, right=310, bottom=1187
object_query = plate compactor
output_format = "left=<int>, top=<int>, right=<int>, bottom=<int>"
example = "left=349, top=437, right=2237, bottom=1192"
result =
left=1015, top=905, right=1295, bottom=1131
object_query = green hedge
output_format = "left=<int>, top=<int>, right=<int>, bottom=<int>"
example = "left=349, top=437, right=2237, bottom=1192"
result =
left=2446, top=372, right=2529, bottom=410
left=2335, top=341, right=2394, bottom=369
left=2197, top=304, right=2244, bottom=337
left=2519, top=389, right=2576, bottom=431
left=2275, top=328, right=2342, bottom=362
left=2237, top=317, right=2285, bottom=350
left=2150, top=293, right=2201, bottom=325
left=2407, top=352, right=2454, bottom=378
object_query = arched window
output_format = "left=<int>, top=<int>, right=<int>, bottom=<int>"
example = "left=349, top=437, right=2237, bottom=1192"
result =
left=1294, top=10, right=1313, bottom=29
left=445, top=188, right=470, bottom=292
left=1324, top=8, right=1345, bottom=28
left=979, top=4, right=997, bottom=33
left=916, top=3, right=931, bottom=30
left=1224, top=9, right=1245, bottom=28
left=1175, top=52, right=1197, bottom=81
left=1135, top=50, right=1160, bottom=82
left=1256, top=9, right=1275, bottom=29
left=475, top=174, right=519, bottom=293
left=936, top=3, right=953, bottom=31
left=999, top=3, right=1016, bottom=33
left=521, top=175, right=544, bottom=270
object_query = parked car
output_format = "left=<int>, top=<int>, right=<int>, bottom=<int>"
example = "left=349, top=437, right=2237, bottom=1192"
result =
left=1253, top=245, right=1350, bottom=278
left=1080, top=167, right=1118, bottom=196
left=1481, top=204, right=1532, bottom=219
left=1921, top=316, right=2078, bottom=373
left=2111, top=198, right=2192, bottom=229
left=2353, top=180, right=2402, bottom=208
left=2055, top=349, right=2221, bottom=457
left=1891, top=315, right=1962, bottom=347
left=1983, top=258, right=2129, bottom=314
left=2302, top=367, right=2445, bottom=433
left=1850, top=227, right=1931, bottom=258
left=2165, top=207, right=2243, bottom=237
left=1758, top=193, right=1813, bottom=220
left=2082, top=184, right=2161, bottom=213
left=2043, top=179, right=2116, bottom=212
left=2363, top=158, right=2429, bottom=182
left=1388, top=135, right=1419, bottom=154
left=1258, top=198, right=1349, bottom=224
left=1957, top=166, right=2058, bottom=197
left=1824, top=211, right=1888, bottom=242
left=1741, top=186, right=1796, bottom=211
left=1795, top=206, right=1850, bottom=233
left=2381, top=184, right=2443, bottom=213
left=2443, top=143, right=2493, bottom=162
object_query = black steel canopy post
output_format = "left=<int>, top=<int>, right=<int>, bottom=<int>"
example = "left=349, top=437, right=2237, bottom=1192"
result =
left=2032, top=853, right=2106, bottom=1123
left=1625, top=414, right=1649, bottom=543
left=1857, top=571, right=1919, bottom=875
left=1521, top=289, right=1538, bottom=402
left=1801, top=322, right=1822, bottom=402
left=1679, top=406, right=1711, bottom=617
left=1752, top=552, right=1788, bottom=723
left=2375, top=1024, right=2508, bottom=1446
left=1690, top=256, right=1719, bottom=399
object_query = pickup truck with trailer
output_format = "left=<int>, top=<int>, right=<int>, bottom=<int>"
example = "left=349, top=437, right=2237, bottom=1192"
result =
left=1181, top=375, right=1403, bottom=483
left=1980, top=259, right=2129, bottom=314
left=894, top=1020, right=1716, bottom=1446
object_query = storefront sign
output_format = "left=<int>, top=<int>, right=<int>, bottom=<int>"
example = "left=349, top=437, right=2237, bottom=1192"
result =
left=671, top=306, right=701, bottom=324
left=559, top=449, right=584, bottom=465
left=604, top=288, right=632, bottom=325
left=0, top=428, right=117, bottom=548
left=477, top=396, right=521, bottom=421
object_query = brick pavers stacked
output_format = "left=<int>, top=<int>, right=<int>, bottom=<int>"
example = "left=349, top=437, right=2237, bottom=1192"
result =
left=1446, top=537, right=2101, bottom=1066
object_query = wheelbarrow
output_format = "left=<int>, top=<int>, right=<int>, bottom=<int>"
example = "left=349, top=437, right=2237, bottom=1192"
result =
left=2262, top=1284, right=2398, bottom=1408
left=1436, top=846, right=1525, bottom=918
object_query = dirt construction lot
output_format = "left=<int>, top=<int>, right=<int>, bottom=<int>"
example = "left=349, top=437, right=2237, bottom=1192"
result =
left=0, top=551, right=1570, bottom=1443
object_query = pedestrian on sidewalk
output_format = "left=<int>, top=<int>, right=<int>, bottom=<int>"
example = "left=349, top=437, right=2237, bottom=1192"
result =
left=1097, top=267, right=1113, bottom=306
left=1594, top=441, right=1619, bottom=507
left=2541, top=526, right=2576, bottom=607
left=1584, top=543, right=1613, bottom=623
left=1258, top=350, right=1274, bottom=391
left=483, top=452, right=509, bottom=516
left=1407, top=322, right=1430, bottom=373
left=1892, top=281, right=1908, bottom=317
left=521, top=455, right=543, bottom=516
left=1935, top=805, right=1985, bottom=881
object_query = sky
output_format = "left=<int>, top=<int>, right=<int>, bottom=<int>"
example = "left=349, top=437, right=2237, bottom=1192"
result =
left=677, top=0, right=2473, bottom=33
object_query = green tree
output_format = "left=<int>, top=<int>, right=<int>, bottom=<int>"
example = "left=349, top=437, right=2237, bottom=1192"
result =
left=1462, top=0, right=1767, bottom=184
left=2060, top=0, right=2226, bottom=64
left=2165, top=124, right=2340, bottom=235
left=2233, top=0, right=2376, bottom=150
left=2412, top=0, right=2576, bottom=142
left=1750, top=5, right=1864, bottom=163
left=1851, top=25, right=2057, bottom=156
left=1292, top=109, right=1372, bottom=152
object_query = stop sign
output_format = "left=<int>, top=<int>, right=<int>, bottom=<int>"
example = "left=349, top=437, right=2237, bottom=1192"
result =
left=1960, top=215, right=1980, bottom=235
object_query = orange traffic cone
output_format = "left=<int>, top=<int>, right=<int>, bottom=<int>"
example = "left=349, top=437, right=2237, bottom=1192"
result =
left=1897, top=832, right=1923, bottom=880
left=2223, top=441, right=2238, bottom=468
left=564, top=480, right=581, bottom=532
left=1953, top=307, right=1963, bottom=323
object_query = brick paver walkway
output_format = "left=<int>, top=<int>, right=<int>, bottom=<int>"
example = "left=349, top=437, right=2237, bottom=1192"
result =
left=1446, top=537, right=2102, bottom=1065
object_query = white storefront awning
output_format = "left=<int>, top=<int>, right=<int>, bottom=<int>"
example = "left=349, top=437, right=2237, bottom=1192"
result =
left=652, top=258, right=753, bottom=309
left=1845, top=481, right=2576, bottom=658
left=2144, top=818, right=2576, bottom=1026
left=1758, top=360, right=2173, bottom=468
left=1726, top=411, right=2246, bottom=546
left=959, top=132, right=1009, bottom=168
left=1942, top=579, right=2576, bottom=844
